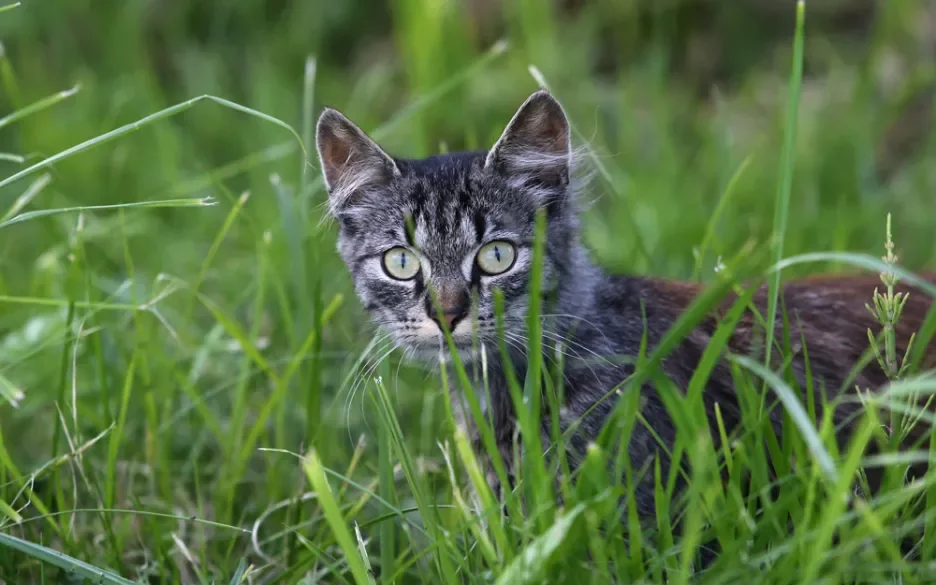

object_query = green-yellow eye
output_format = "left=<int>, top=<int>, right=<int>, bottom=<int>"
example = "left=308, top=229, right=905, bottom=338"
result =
left=476, top=241, right=516, bottom=275
left=382, top=247, right=420, bottom=280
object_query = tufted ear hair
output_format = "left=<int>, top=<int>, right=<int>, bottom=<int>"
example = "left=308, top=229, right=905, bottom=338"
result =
left=315, top=107, right=400, bottom=213
left=484, top=89, right=571, bottom=189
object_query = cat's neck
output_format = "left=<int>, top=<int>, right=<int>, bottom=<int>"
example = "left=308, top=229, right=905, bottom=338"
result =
left=548, top=238, right=613, bottom=336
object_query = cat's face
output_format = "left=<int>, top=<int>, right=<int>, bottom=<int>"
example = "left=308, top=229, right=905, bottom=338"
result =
left=316, top=90, right=575, bottom=363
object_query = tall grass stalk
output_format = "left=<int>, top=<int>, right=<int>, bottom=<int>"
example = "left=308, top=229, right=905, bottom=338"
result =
left=3, top=0, right=936, bottom=583
left=764, top=0, right=806, bottom=372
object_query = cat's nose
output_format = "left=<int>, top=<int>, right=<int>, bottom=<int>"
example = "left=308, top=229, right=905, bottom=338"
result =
left=426, top=287, right=469, bottom=332
left=435, top=308, right=465, bottom=331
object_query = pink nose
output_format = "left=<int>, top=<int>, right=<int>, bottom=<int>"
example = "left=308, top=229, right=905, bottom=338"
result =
left=426, top=286, right=469, bottom=332
left=430, top=306, right=466, bottom=332
left=440, top=309, right=460, bottom=328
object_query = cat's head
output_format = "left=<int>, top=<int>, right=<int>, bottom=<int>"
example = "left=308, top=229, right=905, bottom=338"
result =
left=315, top=89, right=580, bottom=363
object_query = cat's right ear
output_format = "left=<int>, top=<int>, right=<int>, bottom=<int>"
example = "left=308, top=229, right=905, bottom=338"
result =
left=484, top=89, right=571, bottom=189
left=315, top=108, right=400, bottom=212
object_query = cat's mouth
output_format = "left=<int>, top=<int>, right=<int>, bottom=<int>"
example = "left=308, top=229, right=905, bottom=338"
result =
left=386, top=317, right=512, bottom=364
left=391, top=325, right=490, bottom=364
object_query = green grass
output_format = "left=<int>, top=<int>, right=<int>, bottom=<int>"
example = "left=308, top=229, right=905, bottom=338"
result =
left=2, top=0, right=936, bottom=583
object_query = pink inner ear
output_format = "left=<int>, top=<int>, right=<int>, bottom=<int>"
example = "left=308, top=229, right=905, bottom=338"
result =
left=320, top=126, right=355, bottom=184
left=519, top=104, right=568, bottom=153
left=500, top=95, right=569, bottom=156
left=543, top=118, right=568, bottom=149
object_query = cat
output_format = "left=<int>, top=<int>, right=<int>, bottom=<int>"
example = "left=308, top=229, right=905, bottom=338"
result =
left=314, top=88, right=936, bottom=524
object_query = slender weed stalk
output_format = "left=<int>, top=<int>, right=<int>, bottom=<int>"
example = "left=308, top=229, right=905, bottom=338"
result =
left=865, top=213, right=917, bottom=384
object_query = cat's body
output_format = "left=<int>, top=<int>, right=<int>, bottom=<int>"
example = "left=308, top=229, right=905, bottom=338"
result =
left=449, top=264, right=936, bottom=516
left=315, top=89, right=936, bottom=522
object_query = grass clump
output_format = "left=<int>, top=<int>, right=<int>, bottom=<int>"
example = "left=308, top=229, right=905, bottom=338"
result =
left=1, top=0, right=936, bottom=584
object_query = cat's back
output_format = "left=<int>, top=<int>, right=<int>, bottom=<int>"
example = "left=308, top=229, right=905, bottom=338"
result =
left=750, top=271, right=936, bottom=372
left=589, top=270, right=936, bottom=381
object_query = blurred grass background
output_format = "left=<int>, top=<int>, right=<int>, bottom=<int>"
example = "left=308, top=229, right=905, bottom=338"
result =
left=1, top=0, right=936, bottom=582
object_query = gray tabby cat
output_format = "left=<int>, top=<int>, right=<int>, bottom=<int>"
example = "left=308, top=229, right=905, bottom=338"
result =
left=315, top=89, right=935, bottom=520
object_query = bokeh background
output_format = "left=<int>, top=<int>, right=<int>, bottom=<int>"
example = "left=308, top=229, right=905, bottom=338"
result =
left=1, top=0, right=936, bottom=582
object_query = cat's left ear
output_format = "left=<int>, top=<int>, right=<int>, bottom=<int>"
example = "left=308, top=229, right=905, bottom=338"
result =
left=484, top=89, right=571, bottom=189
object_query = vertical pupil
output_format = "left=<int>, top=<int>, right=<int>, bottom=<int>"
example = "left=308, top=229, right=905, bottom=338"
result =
left=493, top=246, right=501, bottom=262
left=400, top=252, right=406, bottom=268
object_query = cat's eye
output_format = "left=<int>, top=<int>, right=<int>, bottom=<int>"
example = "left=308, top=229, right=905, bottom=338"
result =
left=382, top=247, right=421, bottom=280
left=476, top=241, right=516, bottom=275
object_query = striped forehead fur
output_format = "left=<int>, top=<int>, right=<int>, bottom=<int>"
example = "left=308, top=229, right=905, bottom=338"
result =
left=313, top=89, right=592, bottom=364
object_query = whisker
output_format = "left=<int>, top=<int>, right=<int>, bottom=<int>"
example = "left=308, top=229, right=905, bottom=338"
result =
left=527, top=329, right=606, bottom=388
left=338, top=332, right=394, bottom=447
left=360, top=343, right=400, bottom=436
left=347, top=343, right=398, bottom=443
left=501, top=331, right=530, bottom=356
left=540, top=312, right=619, bottom=352
left=393, top=345, right=408, bottom=396
left=504, top=331, right=576, bottom=390
left=338, top=340, right=382, bottom=417
left=539, top=312, right=609, bottom=336
left=538, top=328, right=618, bottom=369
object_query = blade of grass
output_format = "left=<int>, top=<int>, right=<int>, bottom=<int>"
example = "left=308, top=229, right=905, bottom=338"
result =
left=594, top=244, right=759, bottom=449
left=187, top=190, right=249, bottom=317
left=371, top=376, right=459, bottom=583
left=764, top=0, right=806, bottom=372
left=0, top=371, right=24, bottom=408
left=435, top=289, right=518, bottom=535
left=771, top=251, right=936, bottom=298
left=0, top=94, right=308, bottom=198
left=195, top=291, right=281, bottom=387
left=0, top=197, right=216, bottom=230
left=376, top=361, right=397, bottom=583
left=226, top=294, right=343, bottom=506
left=227, top=558, right=252, bottom=585
left=0, top=429, right=58, bottom=535
left=297, top=55, right=326, bottom=464
left=0, top=83, right=80, bottom=130
left=693, top=153, right=755, bottom=280
left=269, top=174, right=318, bottom=446
left=293, top=532, right=355, bottom=585
left=522, top=209, right=554, bottom=531
left=12, top=507, right=250, bottom=536
left=0, top=532, right=137, bottom=585
left=452, top=426, right=512, bottom=562
left=0, top=172, right=52, bottom=223
left=302, top=448, right=377, bottom=585
left=257, top=448, right=440, bottom=540
left=167, top=140, right=297, bottom=198
left=104, top=355, right=136, bottom=510
left=797, top=416, right=877, bottom=585
left=728, top=354, right=838, bottom=483
left=493, top=502, right=586, bottom=585
left=300, top=55, right=317, bottom=208
left=0, top=497, right=22, bottom=524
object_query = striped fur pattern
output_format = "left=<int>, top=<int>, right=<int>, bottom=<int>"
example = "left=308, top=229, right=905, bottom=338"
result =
left=316, top=89, right=936, bottom=522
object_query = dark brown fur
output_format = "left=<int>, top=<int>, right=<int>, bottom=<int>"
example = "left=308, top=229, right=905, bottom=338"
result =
left=659, top=271, right=936, bottom=385
left=642, top=270, right=936, bottom=490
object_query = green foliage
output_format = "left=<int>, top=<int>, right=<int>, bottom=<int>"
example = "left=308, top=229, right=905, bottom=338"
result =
left=865, top=213, right=917, bottom=382
left=1, top=0, right=936, bottom=583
